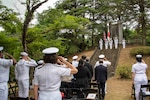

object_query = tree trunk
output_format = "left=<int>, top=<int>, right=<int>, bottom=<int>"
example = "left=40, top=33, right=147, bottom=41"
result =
left=139, top=0, right=146, bottom=45
left=22, top=12, right=33, bottom=52
left=22, top=0, right=48, bottom=52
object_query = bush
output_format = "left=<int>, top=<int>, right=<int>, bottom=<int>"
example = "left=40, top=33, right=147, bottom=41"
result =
left=130, top=46, right=150, bottom=57
left=116, top=65, right=131, bottom=79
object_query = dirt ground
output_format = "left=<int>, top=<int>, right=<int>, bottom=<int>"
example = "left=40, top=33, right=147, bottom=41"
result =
left=66, top=46, right=134, bottom=100
left=67, top=45, right=150, bottom=100
left=28, top=45, right=150, bottom=100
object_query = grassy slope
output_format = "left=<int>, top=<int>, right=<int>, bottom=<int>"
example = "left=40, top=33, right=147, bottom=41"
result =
left=29, top=46, right=150, bottom=99
left=105, top=45, right=150, bottom=100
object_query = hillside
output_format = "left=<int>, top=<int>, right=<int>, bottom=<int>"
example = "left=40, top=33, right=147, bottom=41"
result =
left=28, top=45, right=150, bottom=100
left=105, top=45, right=150, bottom=100
left=69, top=45, right=150, bottom=100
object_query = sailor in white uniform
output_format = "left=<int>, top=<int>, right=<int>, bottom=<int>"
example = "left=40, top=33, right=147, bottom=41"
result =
left=94, top=54, right=111, bottom=68
left=34, top=47, right=78, bottom=100
left=15, top=52, right=37, bottom=98
left=132, top=54, right=148, bottom=100
left=104, top=39, right=108, bottom=49
left=99, top=39, right=103, bottom=50
left=122, top=38, right=126, bottom=49
left=114, top=37, right=118, bottom=49
left=0, top=46, right=16, bottom=100
left=109, top=38, right=113, bottom=49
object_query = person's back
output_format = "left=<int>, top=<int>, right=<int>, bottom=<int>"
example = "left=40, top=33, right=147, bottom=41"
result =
left=95, top=62, right=107, bottom=100
left=85, top=60, right=93, bottom=80
left=132, top=54, right=148, bottom=100
left=95, top=64, right=107, bottom=82
left=74, top=59, right=91, bottom=98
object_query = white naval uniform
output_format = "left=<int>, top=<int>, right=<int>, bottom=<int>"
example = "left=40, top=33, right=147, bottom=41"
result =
left=132, top=62, right=148, bottom=100
left=114, top=38, right=118, bottom=49
left=99, top=39, right=103, bottom=50
left=94, top=60, right=111, bottom=68
left=15, top=59, right=37, bottom=98
left=109, top=40, right=113, bottom=49
left=34, top=63, right=71, bottom=100
left=0, top=58, right=13, bottom=100
left=104, top=40, right=108, bottom=49
left=122, top=39, right=126, bottom=49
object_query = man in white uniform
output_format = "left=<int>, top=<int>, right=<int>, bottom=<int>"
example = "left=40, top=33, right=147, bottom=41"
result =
left=15, top=52, right=37, bottom=99
left=132, top=55, right=148, bottom=100
left=104, top=39, right=108, bottom=49
left=99, top=39, right=103, bottom=50
left=34, top=47, right=78, bottom=100
left=94, top=54, right=111, bottom=68
left=109, top=38, right=113, bottom=49
left=114, top=37, right=118, bottom=49
left=122, top=38, right=126, bottom=49
left=94, top=54, right=111, bottom=94
left=0, top=46, right=16, bottom=100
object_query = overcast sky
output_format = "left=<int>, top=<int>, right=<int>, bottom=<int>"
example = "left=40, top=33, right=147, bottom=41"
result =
left=1, top=0, right=59, bottom=13
left=1, top=0, right=59, bottom=24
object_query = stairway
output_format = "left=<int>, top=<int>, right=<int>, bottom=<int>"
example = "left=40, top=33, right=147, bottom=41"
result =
left=90, top=46, right=121, bottom=78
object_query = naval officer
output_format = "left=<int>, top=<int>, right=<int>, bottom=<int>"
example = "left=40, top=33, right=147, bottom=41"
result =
left=34, top=47, right=78, bottom=100
left=0, top=46, right=16, bottom=100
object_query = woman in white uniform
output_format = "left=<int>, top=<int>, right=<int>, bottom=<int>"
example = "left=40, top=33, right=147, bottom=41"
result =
left=132, top=54, right=148, bottom=100
left=34, top=47, right=78, bottom=100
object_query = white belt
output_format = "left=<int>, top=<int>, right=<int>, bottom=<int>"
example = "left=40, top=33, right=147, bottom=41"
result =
left=136, top=73, right=145, bottom=74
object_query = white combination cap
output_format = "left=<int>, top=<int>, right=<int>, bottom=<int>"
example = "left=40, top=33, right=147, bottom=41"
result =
left=64, top=58, right=68, bottom=61
left=136, top=54, right=142, bottom=58
left=42, top=47, right=59, bottom=54
left=20, top=52, right=28, bottom=56
left=0, top=46, right=4, bottom=51
left=72, top=55, right=78, bottom=60
left=99, top=54, right=105, bottom=59
left=37, top=60, right=44, bottom=65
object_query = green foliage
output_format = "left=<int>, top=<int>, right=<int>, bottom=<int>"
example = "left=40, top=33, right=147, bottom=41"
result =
left=37, top=9, right=64, bottom=25
left=130, top=46, right=150, bottom=57
left=0, top=4, right=22, bottom=35
left=0, top=32, right=21, bottom=58
left=116, top=65, right=131, bottom=79
left=123, top=29, right=138, bottom=39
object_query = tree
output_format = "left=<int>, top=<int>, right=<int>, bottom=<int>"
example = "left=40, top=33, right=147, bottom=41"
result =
left=21, top=0, right=48, bottom=52
left=0, top=1, right=22, bottom=35
left=37, top=8, right=91, bottom=53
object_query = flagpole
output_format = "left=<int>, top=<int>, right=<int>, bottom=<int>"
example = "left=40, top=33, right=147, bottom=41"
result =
left=107, top=23, right=110, bottom=41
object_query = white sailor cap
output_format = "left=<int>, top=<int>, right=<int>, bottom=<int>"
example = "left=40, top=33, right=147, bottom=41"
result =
left=99, top=54, right=105, bottom=59
left=64, top=58, right=68, bottom=61
left=20, top=52, right=28, bottom=56
left=136, top=54, right=142, bottom=58
left=42, top=47, right=59, bottom=54
left=0, top=46, right=4, bottom=51
left=37, top=60, right=44, bottom=65
left=72, top=55, right=78, bottom=60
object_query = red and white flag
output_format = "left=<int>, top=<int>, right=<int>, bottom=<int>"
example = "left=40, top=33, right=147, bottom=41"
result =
left=103, top=32, right=106, bottom=41
left=107, top=24, right=110, bottom=41
left=107, top=31, right=110, bottom=41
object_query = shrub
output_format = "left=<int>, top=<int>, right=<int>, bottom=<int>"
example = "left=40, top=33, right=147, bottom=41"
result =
left=130, top=46, right=150, bottom=57
left=116, top=65, right=131, bottom=79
